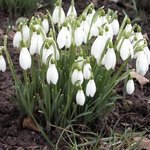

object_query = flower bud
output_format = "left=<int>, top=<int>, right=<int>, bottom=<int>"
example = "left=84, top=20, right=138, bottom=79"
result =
left=126, top=79, right=135, bottom=95
left=86, top=79, right=96, bottom=97
left=76, top=89, right=85, bottom=106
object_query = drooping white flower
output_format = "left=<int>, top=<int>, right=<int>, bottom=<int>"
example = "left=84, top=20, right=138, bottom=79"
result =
left=83, top=63, right=91, bottom=80
left=42, top=18, right=49, bottom=34
left=103, top=48, right=116, bottom=70
left=22, top=24, right=30, bottom=42
left=144, top=46, right=150, bottom=65
left=120, top=38, right=134, bottom=60
left=46, top=63, right=59, bottom=85
left=134, top=32, right=144, bottom=46
left=91, top=35, right=106, bottom=64
left=0, top=55, right=6, bottom=72
left=136, top=51, right=149, bottom=75
left=86, top=79, right=96, bottom=97
left=29, top=32, right=38, bottom=55
left=13, top=31, right=22, bottom=48
left=52, top=6, right=65, bottom=24
left=111, top=19, right=119, bottom=35
left=37, top=33, right=44, bottom=54
left=126, top=79, right=135, bottom=95
left=74, top=26, right=83, bottom=47
left=86, top=9, right=95, bottom=25
left=67, top=5, right=77, bottom=17
left=71, top=69, right=83, bottom=85
left=19, top=47, right=31, bottom=70
left=57, top=26, right=71, bottom=49
left=104, top=24, right=113, bottom=41
left=76, top=89, right=85, bottom=106
left=42, top=47, right=53, bottom=64
left=125, top=23, right=132, bottom=33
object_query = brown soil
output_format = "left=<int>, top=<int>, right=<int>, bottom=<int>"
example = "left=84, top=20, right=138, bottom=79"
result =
left=0, top=0, right=150, bottom=149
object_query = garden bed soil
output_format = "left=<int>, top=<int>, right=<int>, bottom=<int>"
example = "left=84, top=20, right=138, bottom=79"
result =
left=0, top=0, right=150, bottom=149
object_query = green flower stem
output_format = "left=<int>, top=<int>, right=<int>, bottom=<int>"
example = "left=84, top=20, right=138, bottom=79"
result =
left=3, top=35, right=18, bottom=83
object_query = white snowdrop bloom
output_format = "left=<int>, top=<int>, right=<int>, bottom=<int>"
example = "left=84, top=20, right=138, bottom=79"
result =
left=136, top=51, right=149, bottom=75
left=83, top=63, right=91, bottom=80
left=46, top=63, right=59, bottom=85
left=111, top=19, right=119, bottom=35
left=52, top=6, right=65, bottom=24
left=125, top=23, right=132, bottom=33
left=0, top=55, right=6, bottom=72
left=104, top=25, right=114, bottom=41
left=134, top=32, right=144, bottom=46
left=67, top=5, right=77, bottom=17
left=144, top=46, right=150, bottom=65
left=74, top=26, right=83, bottom=47
left=13, top=31, right=22, bottom=48
left=80, top=20, right=90, bottom=42
left=29, top=32, right=38, bottom=55
left=71, top=69, right=83, bottom=85
left=120, top=38, right=134, bottom=60
left=90, top=23, right=99, bottom=37
left=86, top=79, right=96, bottom=97
left=104, top=48, right=116, bottom=70
left=91, top=35, right=106, bottom=64
left=76, top=89, right=85, bottom=106
left=42, top=47, right=53, bottom=64
left=126, top=79, right=135, bottom=95
left=42, top=18, right=49, bottom=34
left=57, top=26, right=71, bottom=49
left=86, top=9, right=96, bottom=25
left=19, top=47, right=31, bottom=70
left=37, top=34, right=44, bottom=54
left=22, top=24, right=30, bottom=42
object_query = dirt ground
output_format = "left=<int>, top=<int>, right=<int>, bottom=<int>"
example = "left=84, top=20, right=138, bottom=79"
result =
left=0, top=0, right=150, bottom=149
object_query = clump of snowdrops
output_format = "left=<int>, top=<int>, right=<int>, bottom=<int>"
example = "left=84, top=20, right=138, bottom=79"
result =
left=0, top=0, right=149, bottom=127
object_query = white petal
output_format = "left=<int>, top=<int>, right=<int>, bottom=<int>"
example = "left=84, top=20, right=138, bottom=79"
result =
left=67, top=6, right=77, bottom=17
left=50, top=64, right=59, bottom=85
left=19, top=47, right=31, bottom=70
left=83, top=63, right=91, bottom=80
left=57, top=27, right=67, bottom=49
left=111, top=19, right=119, bottom=35
left=71, top=69, right=78, bottom=85
left=0, top=55, right=6, bottom=72
left=22, top=25, right=30, bottom=41
left=75, top=27, right=83, bottom=47
left=37, top=34, right=44, bottom=54
left=60, top=8, right=66, bottom=24
left=42, top=19, right=49, bottom=34
left=77, top=71, right=84, bottom=85
left=29, top=32, right=38, bottom=55
left=76, top=90, right=85, bottom=106
left=52, top=6, right=59, bottom=24
left=86, top=79, right=96, bottom=97
left=144, top=46, right=150, bottom=65
left=13, top=31, right=22, bottom=48
left=42, top=48, right=53, bottom=64
left=126, top=79, right=135, bottom=95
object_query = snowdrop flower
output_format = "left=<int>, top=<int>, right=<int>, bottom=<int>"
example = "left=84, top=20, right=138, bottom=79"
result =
left=83, top=63, right=91, bottom=80
left=103, top=48, right=116, bottom=70
left=71, top=69, right=83, bottom=85
left=144, top=46, right=150, bottom=65
left=22, top=24, right=30, bottom=42
left=19, top=47, right=31, bottom=70
left=119, top=38, right=134, bottom=60
left=111, top=18, right=119, bottom=35
left=52, top=5, right=65, bottom=25
left=57, top=26, right=71, bottom=49
left=86, top=9, right=95, bottom=25
left=76, top=56, right=84, bottom=68
left=46, top=63, right=59, bottom=85
left=67, top=5, right=77, bottom=17
left=13, top=30, right=22, bottom=48
left=86, top=79, right=96, bottom=97
left=0, top=55, right=6, bottom=72
left=104, top=25, right=113, bottom=41
left=37, top=33, right=44, bottom=54
left=42, top=18, right=49, bottom=34
left=91, top=35, right=106, bottom=64
left=29, top=32, right=38, bottom=55
left=74, top=26, right=84, bottom=47
left=134, top=32, right=144, bottom=46
left=76, top=89, right=85, bottom=106
left=126, top=79, right=135, bottom=95
left=136, top=51, right=149, bottom=75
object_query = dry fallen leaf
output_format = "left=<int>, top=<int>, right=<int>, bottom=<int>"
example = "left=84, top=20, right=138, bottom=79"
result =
left=130, top=71, right=149, bottom=88
left=23, top=116, right=40, bottom=132
left=134, top=137, right=150, bottom=150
